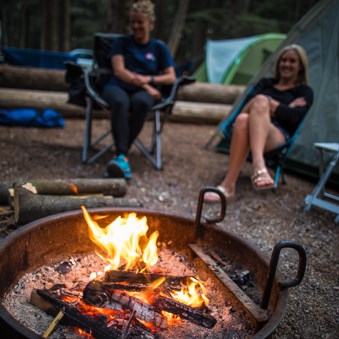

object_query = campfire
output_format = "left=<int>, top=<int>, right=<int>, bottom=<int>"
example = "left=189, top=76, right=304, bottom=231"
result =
left=0, top=188, right=307, bottom=338
left=32, top=207, right=217, bottom=338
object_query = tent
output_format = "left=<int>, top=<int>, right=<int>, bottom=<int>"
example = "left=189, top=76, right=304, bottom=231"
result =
left=210, top=0, right=339, bottom=185
left=194, top=33, right=286, bottom=85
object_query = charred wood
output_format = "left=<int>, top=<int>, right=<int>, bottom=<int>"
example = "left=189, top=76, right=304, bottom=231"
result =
left=36, top=288, right=154, bottom=339
left=153, top=295, right=216, bottom=329
left=104, top=269, right=193, bottom=291
left=83, top=280, right=167, bottom=329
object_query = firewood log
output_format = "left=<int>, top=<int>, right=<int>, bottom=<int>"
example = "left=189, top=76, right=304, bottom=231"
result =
left=13, top=185, right=141, bottom=225
left=15, top=178, right=127, bottom=197
left=177, top=82, right=245, bottom=104
left=83, top=280, right=167, bottom=329
left=35, top=288, right=154, bottom=339
left=0, top=64, right=67, bottom=91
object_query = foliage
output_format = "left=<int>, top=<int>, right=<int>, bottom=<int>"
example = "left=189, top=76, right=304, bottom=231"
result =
left=0, top=0, right=320, bottom=67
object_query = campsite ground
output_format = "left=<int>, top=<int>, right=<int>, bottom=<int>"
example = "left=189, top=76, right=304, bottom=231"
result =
left=0, top=119, right=338, bottom=338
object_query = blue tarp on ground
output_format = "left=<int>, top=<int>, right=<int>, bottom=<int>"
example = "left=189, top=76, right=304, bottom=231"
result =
left=0, top=109, right=64, bottom=128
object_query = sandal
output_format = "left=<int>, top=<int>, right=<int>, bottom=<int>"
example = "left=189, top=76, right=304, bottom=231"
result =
left=251, top=168, right=276, bottom=190
left=204, top=185, right=236, bottom=203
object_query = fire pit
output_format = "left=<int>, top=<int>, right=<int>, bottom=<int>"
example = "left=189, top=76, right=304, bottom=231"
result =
left=0, top=187, right=306, bottom=338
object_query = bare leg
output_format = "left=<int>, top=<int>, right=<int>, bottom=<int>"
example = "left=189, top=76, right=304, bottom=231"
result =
left=247, top=95, right=286, bottom=187
left=219, top=113, right=251, bottom=196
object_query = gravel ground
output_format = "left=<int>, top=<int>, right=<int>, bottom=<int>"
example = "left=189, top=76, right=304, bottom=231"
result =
left=0, top=119, right=338, bottom=338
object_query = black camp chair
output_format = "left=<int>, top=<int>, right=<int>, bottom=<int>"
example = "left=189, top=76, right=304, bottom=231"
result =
left=65, top=33, right=195, bottom=169
left=212, top=85, right=307, bottom=189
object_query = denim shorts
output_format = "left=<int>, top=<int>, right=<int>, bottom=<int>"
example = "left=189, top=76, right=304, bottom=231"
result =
left=272, top=120, right=290, bottom=141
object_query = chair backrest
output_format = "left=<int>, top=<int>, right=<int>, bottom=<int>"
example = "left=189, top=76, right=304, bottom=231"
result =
left=93, top=33, right=122, bottom=69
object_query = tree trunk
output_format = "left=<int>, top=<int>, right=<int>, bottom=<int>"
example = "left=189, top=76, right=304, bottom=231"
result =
left=167, top=0, right=190, bottom=57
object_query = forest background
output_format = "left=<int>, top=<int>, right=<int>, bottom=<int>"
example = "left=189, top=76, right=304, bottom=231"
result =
left=1, top=0, right=319, bottom=72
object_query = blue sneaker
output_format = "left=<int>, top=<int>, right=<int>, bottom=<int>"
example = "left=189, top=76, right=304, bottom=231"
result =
left=105, top=154, right=132, bottom=179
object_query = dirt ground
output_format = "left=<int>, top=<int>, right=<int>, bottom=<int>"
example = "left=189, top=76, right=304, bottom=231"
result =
left=0, top=119, right=338, bottom=338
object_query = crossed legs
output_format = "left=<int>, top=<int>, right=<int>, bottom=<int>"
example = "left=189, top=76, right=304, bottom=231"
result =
left=219, top=95, right=286, bottom=196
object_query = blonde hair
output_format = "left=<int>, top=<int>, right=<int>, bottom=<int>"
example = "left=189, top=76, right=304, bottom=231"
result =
left=274, top=44, right=309, bottom=86
left=130, top=0, right=155, bottom=21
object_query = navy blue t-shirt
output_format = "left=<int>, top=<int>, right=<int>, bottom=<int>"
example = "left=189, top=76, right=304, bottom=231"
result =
left=105, top=35, right=175, bottom=91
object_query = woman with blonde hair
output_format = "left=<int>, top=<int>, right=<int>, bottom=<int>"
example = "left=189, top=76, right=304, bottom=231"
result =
left=205, top=44, right=313, bottom=202
left=102, top=0, right=176, bottom=179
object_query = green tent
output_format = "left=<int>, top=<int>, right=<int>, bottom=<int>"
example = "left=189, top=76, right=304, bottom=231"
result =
left=194, top=33, right=286, bottom=85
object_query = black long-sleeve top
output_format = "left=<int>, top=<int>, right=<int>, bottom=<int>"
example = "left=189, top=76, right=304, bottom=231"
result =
left=247, top=77, right=314, bottom=136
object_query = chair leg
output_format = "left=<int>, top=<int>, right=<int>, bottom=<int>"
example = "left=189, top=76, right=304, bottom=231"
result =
left=154, top=110, right=162, bottom=170
left=134, top=110, right=163, bottom=170
left=82, top=97, right=93, bottom=163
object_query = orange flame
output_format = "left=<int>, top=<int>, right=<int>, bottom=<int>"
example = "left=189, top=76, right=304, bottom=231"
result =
left=170, top=277, right=209, bottom=308
left=81, top=207, right=159, bottom=272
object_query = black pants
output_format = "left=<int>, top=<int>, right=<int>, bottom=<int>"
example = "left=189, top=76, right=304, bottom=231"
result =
left=102, top=86, right=154, bottom=155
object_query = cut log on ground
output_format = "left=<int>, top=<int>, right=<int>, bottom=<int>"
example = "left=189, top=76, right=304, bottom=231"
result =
left=14, top=178, right=127, bottom=197
left=0, top=64, right=67, bottom=91
left=13, top=185, right=141, bottom=225
left=171, top=101, right=232, bottom=124
left=177, top=82, right=245, bottom=104
left=0, top=88, right=103, bottom=119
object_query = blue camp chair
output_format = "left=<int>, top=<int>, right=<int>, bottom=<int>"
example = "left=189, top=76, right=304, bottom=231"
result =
left=214, top=86, right=307, bottom=189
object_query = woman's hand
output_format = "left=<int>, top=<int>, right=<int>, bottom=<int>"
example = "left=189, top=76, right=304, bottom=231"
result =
left=143, top=84, right=161, bottom=100
left=289, top=97, right=306, bottom=108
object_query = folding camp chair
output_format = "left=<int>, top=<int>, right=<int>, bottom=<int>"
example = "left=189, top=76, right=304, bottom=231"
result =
left=304, top=143, right=339, bottom=222
left=212, top=86, right=307, bottom=188
left=65, top=33, right=195, bottom=170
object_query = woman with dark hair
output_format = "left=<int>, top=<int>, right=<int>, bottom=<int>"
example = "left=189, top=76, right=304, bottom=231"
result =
left=205, top=44, right=313, bottom=202
left=102, top=0, right=176, bottom=179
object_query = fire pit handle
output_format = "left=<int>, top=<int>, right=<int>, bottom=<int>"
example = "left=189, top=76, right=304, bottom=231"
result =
left=195, top=186, right=227, bottom=239
left=261, top=240, right=307, bottom=309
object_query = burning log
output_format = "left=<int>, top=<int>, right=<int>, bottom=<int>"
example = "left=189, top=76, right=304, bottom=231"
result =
left=13, top=185, right=141, bottom=225
left=15, top=178, right=127, bottom=197
left=154, top=295, right=216, bottom=329
left=104, top=269, right=193, bottom=291
left=35, top=288, right=154, bottom=339
left=83, top=280, right=167, bottom=329
left=83, top=279, right=216, bottom=329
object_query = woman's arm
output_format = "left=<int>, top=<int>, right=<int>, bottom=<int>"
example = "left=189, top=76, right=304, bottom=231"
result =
left=111, top=55, right=147, bottom=87
left=271, top=86, right=314, bottom=124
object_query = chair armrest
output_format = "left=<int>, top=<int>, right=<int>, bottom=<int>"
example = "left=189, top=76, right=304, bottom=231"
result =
left=64, top=61, right=109, bottom=109
left=151, top=76, right=195, bottom=113
left=167, top=75, right=196, bottom=101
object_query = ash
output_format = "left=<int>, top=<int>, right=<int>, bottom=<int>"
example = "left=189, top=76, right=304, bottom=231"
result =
left=2, top=245, right=254, bottom=338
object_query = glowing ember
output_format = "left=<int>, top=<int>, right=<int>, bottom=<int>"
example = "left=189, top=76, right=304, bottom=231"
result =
left=81, top=207, right=159, bottom=272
